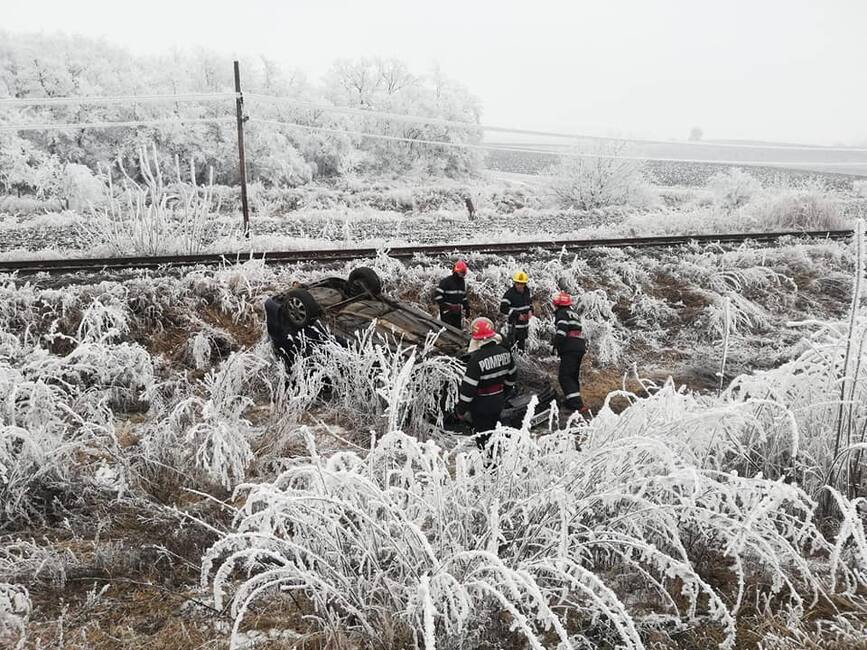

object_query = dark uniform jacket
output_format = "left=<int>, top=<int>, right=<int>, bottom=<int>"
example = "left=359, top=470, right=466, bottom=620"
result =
left=457, top=342, right=517, bottom=416
left=499, top=287, right=533, bottom=332
left=553, top=306, right=584, bottom=354
left=434, top=273, right=469, bottom=315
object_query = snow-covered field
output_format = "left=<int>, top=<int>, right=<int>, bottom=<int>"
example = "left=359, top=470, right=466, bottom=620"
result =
left=0, top=165, right=864, bottom=260
left=2, top=207, right=867, bottom=647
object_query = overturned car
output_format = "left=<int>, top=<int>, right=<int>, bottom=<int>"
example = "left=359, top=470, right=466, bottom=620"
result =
left=265, top=266, right=557, bottom=429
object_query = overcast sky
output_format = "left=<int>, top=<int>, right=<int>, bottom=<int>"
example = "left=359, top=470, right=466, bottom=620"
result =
left=4, top=0, right=866, bottom=145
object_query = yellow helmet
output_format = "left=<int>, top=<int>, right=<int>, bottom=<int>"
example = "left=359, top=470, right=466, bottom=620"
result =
left=512, top=270, right=529, bottom=284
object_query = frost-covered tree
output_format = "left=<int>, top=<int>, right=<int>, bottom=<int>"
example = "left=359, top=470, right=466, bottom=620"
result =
left=707, top=168, right=762, bottom=209
left=322, top=57, right=483, bottom=177
left=0, top=33, right=484, bottom=194
left=549, top=143, right=658, bottom=210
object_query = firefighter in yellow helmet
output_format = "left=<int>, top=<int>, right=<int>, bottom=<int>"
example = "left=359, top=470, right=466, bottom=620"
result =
left=499, top=270, right=532, bottom=352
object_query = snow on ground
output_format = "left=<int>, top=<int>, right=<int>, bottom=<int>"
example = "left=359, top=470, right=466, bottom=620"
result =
left=2, top=228, right=867, bottom=647
left=1, top=167, right=867, bottom=648
left=0, top=167, right=863, bottom=258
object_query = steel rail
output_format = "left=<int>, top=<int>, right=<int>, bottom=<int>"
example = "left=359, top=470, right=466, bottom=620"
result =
left=0, top=229, right=854, bottom=276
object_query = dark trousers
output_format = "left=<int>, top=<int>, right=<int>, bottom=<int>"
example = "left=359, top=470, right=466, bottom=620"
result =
left=558, top=348, right=585, bottom=410
left=513, top=332, right=527, bottom=351
left=440, top=309, right=462, bottom=329
left=470, top=397, right=504, bottom=450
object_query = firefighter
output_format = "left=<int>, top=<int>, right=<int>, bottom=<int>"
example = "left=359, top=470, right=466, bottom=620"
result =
left=456, top=317, right=517, bottom=450
left=434, top=260, right=470, bottom=329
left=551, top=291, right=588, bottom=414
left=499, top=270, right=533, bottom=351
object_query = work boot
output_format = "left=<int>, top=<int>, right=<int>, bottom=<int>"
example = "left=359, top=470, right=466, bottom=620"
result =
left=561, top=402, right=591, bottom=425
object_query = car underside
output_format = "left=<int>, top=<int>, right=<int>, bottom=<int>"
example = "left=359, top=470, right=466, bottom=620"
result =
left=270, top=266, right=557, bottom=429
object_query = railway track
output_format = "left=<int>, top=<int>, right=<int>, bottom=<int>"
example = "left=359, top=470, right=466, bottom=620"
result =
left=0, top=229, right=854, bottom=276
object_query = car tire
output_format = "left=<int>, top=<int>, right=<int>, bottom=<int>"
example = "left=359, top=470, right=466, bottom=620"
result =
left=346, top=266, right=382, bottom=297
left=280, top=289, right=322, bottom=329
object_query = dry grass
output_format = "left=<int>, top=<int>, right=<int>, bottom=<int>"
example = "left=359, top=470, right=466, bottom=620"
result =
left=13, top=494, right=236, bottom=648
left=4, top=242, right=863, bottom=649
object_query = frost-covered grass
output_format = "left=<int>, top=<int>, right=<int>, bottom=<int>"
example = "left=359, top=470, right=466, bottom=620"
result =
left=77, top=146, right=216, bottom=257
left=203, top=395, right=867, bottom=649
left=0, top=582, right=30, bottom=650
left=1, top=166, right=863, bottom=258
left=0, top=238, right=865, bottom=647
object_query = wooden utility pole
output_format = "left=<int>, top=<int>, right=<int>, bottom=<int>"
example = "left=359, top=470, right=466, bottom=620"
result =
left=233, top=60, right=250, bottom=237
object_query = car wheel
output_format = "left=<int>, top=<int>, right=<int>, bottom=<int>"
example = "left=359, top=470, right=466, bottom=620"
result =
left=346, top=267, right=382, bottom=297
left=281, top=289, right=321, bottom=329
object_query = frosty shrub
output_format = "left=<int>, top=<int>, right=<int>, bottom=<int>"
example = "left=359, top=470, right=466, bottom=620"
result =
left=549, top=144, right=658, bottom=211
left=756, top=184, right=848, bottom=231
left=0, top=335, right=147, bottom=522
left=701, top=291, right=770, bottom=339
left=249, top=182, right=279, bottom=221
left=726, top=313, right=867, bottom=496
left=60, top=163, right=106, bottom=212
left=79, top=144, right=216, bottom=256
left=143, top=351, right=273, bottom=490
left=275, top=325, right=464, bottom=436
left=0, top=294, right=152, bottom=523
left=631, top=291, right=679, bottom=328
left=707, top=168, right=761, bottom=209
left=0, top=583, right=30, bottom=650
left=0, top=195, right=61, bottom=217
left=203, top=395, right=867, bottom=649
left=724, top=222, right=867, bottom=495
left=855, top=179, right=867, bottom=198
left=188, top=331, right=215, bottom=370
left=574, top=289, right=622, bottom=364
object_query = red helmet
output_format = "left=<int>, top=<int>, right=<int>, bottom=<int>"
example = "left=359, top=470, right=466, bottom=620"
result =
left=470, top=317, right=497, bottom=341
left=552, top=291, right=572, bottom=307
left=453, top=260, right=468, bottom=275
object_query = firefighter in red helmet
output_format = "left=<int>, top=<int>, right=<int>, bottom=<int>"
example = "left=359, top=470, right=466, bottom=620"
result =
left=551, top=291, right=588, bottom=414
left=456, top=317, right=516, bottom=449
left=434, top=260, right=470, bottom=329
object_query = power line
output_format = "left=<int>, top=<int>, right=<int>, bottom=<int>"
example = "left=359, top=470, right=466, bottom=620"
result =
left=248, top=118, right=867, bottom=169
left=0, top=116, right=235, bottom=133
left=3, top=89, right=863, bottom=154
left=0, top=92, right=237, bottom=108
left=0, top=111, right=863, bottom=170
left=247, top=93, right=867, bottom=154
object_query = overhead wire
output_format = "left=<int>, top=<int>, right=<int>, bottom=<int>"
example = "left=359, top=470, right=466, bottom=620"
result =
left=0, top=89, right=864, bottom=153
left=0, top=92, right=238, bottom=108
left=248, top=118, right=867, bottom=168
left=0, top=113, right=863, bottom=169
left=0, top=90, right=864, bottom=168
left=246, top=93, right=867, bottom=154
left=0, top=116, right=235, bottom=133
